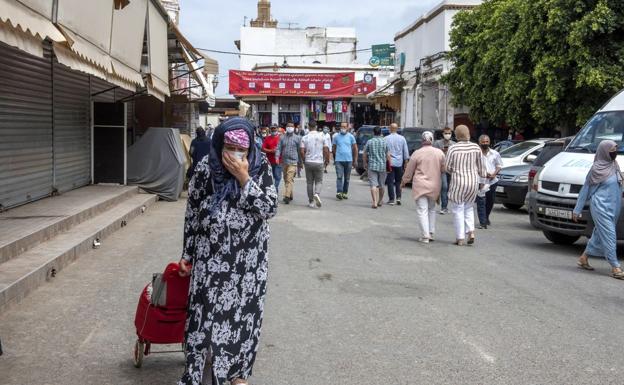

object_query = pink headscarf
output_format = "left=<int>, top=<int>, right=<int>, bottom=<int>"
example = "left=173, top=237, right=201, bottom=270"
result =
left=224, top=129, right=250, bottom=149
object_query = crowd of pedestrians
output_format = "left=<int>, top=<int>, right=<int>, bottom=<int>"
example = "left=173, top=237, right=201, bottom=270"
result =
left=255, top=120, right=503, bottom=246
left=254, top=121, right=504, bottom=246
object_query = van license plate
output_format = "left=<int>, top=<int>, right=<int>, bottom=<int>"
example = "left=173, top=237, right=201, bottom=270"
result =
left=545, top=208, right=572, bottom=220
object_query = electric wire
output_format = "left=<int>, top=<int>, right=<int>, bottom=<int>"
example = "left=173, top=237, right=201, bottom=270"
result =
left=196, top=47, right=373, bottom=57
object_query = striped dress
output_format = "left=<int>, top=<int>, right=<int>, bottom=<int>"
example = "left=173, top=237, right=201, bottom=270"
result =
left=445, top=141, right=487, bottom=204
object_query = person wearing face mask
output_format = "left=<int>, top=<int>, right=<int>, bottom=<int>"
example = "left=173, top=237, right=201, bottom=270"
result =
left=384, top=123, right=409, bottom=205
left=332, top=122, right=358, bottom=200
left=262, top=123, right=282, bottom=194
left=573, top=140, right=624, bottom=280
left=178, top=118, right=278, bottom=385
left=476, top=135, right=502, bottom=229
left=434, top=127, right=456, bottom=214
left=276, top=123, right=302, bottom=204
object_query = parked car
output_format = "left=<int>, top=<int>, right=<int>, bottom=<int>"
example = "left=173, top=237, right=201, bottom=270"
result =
left=528, top=90, right=624, bottom=245
left=402, top=127, right=444, bottom=155
left=493, top=140, right=521, bottom=153
left=355, top=125, right=391, bottom=175
left=499, top=139, right=552, bottom=167
left=525, top=137, right=574, bottom=206
left=495, top=164, right=531, bottom=210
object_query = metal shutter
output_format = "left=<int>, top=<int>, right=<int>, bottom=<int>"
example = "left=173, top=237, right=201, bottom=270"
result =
left=0, top=43, right=53, bottom=210
left=52, top=59, right=91, bottom=192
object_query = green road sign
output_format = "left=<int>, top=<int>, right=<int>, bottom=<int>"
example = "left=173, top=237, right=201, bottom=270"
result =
left=372, top=44, right=395, bottom=66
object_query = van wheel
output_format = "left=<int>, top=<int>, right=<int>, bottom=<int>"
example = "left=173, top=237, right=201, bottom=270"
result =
left=503, top=203, right=523, bottom=210
left=542, top=230, right=580, bottom=245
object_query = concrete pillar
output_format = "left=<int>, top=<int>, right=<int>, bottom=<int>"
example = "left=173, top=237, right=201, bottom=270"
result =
left=271, top=102, right=279, bottom=125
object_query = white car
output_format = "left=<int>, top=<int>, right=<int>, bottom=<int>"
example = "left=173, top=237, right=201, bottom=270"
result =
left=499, top=139, right=552, bottom=167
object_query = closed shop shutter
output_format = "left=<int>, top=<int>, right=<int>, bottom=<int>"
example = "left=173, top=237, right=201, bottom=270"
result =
left=52, top=59, right=91, bottom=193
left=0, top=43, right=53, bottom=210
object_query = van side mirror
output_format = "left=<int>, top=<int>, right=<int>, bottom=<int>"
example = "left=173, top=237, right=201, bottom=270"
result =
left=525, top=154, right=537, bottom=163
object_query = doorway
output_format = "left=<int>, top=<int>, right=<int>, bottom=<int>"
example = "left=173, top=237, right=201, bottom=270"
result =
left=92, top=102, right=126, bottom=184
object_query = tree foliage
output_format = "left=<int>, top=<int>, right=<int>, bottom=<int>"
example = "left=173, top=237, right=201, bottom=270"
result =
left=443, top=0, right=624, bottom=133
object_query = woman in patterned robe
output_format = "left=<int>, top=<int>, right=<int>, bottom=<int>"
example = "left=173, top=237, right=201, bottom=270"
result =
left=178, top=118, right=278, bottom=385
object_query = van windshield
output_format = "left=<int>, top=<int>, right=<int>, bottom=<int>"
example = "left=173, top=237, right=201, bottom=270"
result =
left=568, top=111, right=624, bottom=153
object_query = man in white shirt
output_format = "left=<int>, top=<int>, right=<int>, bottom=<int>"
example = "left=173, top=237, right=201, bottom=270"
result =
left=300, top=121, right=329, bottom=208
left=477, top=135, right=503, bottom=229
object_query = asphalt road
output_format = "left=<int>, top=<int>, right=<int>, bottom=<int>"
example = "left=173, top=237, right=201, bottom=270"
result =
left=2, top=169, right=624, bottom=385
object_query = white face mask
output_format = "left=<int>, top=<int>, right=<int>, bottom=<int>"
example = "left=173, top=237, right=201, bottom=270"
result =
left=286, top=127, right=294, bottom=134
left=443, top=133, right=452, bottom=140
left=225, top=150, right=246, bottom=161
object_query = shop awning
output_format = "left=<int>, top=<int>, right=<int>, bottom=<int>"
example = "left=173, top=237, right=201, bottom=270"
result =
left=368, top=76, right=402, bottom=99
left=0, top=0, right=65, bottom=57
left=53, top=0, right=148, bottom=91
left=180, top=43, right=216, bottom=106
left=56, top=0, right=114, bottom=67
left=53, top=41, right=108, bottom=79
left=110, top=0, right=148, bottom=87
left=146, top=1, right=170, bottom=100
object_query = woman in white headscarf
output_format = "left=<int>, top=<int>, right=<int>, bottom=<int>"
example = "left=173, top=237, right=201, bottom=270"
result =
left=573, top=140, right=624, bottom=279
left=445, top=125, right=486, bottom=246
left=401, top=131, right=446, bottom=243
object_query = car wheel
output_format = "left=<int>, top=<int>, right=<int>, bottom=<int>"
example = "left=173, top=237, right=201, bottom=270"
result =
left=503, top=203, right=523, bottom=210
left=542, top=230, right=580, bottom=245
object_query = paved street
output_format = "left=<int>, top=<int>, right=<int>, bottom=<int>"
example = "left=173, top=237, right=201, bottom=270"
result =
left=2, top=169, right=624, bottom=385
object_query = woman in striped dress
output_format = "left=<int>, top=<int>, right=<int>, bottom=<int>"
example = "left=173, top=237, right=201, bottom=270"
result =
left=445, top=125, right=486, bottom=245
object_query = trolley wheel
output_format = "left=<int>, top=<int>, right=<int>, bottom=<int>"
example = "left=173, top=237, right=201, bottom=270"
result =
left=133, top=339, right=144, bottom=368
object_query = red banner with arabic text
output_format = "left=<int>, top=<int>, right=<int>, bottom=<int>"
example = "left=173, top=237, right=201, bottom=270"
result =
left=229, top=70, right=355, bottom=97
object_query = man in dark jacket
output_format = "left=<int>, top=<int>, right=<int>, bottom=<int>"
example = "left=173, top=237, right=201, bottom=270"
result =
left=187, top=126, right=211, bottom=179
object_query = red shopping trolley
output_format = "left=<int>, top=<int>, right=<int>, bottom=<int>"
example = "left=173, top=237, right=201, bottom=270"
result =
left=133, top=262, right=190, bottom=368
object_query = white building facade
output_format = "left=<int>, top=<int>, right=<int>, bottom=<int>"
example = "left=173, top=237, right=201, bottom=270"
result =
left=393, top=0, right=481, bottom=129
left=233, top=0, right=396, bottom=128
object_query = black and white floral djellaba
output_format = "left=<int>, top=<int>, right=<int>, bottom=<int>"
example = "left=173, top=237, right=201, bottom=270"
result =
left=178, top=155, right=278, bottom=385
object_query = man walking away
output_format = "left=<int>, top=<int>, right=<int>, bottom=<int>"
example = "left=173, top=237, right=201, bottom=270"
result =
left=401, top=131, right=446, bottom=243
left=187, top=126, right=211, bottom=180
left=363, top=126, right=390, bottom=209
left=385, top=123, right=409, bottom=205
left=262, top=123, right=282, bottom=194
left=476, top=135, right=503, bottom=229
left=433, top=127, right=456, bottom=214
left=277, top=123, right=301, bottom=204
left=301, top=121, right=329, bottom=208
left=332, top=122, right=358, bottom=200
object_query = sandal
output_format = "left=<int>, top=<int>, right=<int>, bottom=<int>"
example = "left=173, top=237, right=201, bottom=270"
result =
left=455, top=239, right=465, bottom=246
left=467, top=233, right=475, bottom=245
left=612, top=270, right=624, bottom=280
left=577, top=261, right=595, bottom=271
left=372, top=205, right=378, bottom=209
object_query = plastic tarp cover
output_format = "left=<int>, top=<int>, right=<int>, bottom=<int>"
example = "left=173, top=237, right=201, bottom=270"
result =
left=127, top=128, right=185, bottom=201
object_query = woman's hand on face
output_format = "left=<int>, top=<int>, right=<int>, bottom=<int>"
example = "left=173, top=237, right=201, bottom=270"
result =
left=222, top=151, right=250, bottom=186
left=179, top=258, right=191, bottom=277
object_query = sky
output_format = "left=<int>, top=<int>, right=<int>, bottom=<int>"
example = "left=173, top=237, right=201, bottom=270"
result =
left=178, top=0, right=440, bottom=97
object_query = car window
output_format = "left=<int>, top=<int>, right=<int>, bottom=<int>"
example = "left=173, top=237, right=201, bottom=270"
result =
left=568, top=111, right=624, bottom=153
left=500, top=141, right=540, bottom=158
left=402, top=131, right=422, bottom=143
left=533, top=144, right=563, bottom=166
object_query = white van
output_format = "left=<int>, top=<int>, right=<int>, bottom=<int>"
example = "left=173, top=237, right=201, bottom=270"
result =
left=528, top=90, right=624, bottom=244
